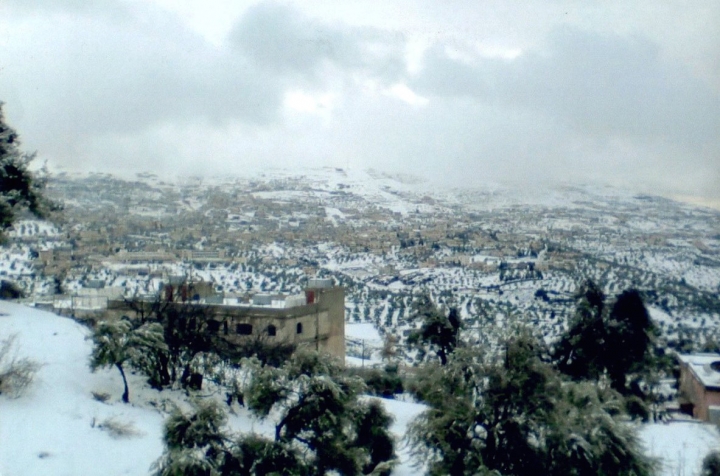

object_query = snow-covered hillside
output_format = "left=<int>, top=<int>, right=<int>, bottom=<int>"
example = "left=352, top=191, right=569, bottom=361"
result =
left=0, top=301, right=165, bottom=475
left=0, top=303, right=427, bottom=475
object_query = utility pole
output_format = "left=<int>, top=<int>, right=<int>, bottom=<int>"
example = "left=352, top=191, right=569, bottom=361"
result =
left=361, top=339, right=365, bottom=368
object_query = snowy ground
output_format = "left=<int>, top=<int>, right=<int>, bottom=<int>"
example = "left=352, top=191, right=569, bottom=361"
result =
left=0, top=301, right=165, bottom=476
left=641, top=421, right=720, bottom=476
left=0, top=303, right=425, bottom=475
left=346, top=322, right=385, bottom=367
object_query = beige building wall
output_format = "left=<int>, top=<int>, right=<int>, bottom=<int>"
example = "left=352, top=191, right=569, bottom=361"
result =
left=316, top=286, right=345, bottom=359
left=103, top=286, right=346, bottom=361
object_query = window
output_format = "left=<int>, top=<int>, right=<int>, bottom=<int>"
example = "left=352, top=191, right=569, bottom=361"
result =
left=236, top=323, right=253, bottom=335
left=296, top=322, right=303, bottom=334
left=207, top=320, right=220, bottom=333
left=267, top=325, right=277, bottom=337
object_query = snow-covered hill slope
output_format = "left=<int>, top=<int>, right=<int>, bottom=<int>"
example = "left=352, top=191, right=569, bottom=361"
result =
left=0, top=301, right=165, bottom=476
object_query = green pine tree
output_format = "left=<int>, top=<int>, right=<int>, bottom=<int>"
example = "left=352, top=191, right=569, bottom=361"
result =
left=407, top=294, right=462, bottom=365
left=88, top=319, right=166, bottom=403
left=244, top=350, right=397, bottom=475
left=0, top=102, right=60, bottom=233
left=409, top=331, right=655, bottom=476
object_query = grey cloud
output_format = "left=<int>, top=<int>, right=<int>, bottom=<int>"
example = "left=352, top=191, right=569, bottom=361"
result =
left=229, top=1, right=406, bottom=84
left=0, top=3, right=283, bottom=161
left=413, top=28, right=720, bottom=147
left=510, top=29, right=720, bottom=146
left=411, top=44, right=490, bottom=97
left=2, top=2, right=717, bottom=200
left=4, top=0, right=115, bottom=12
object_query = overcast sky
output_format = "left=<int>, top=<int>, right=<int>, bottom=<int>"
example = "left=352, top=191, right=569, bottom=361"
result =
left=1, top=1, right=718, bottom=199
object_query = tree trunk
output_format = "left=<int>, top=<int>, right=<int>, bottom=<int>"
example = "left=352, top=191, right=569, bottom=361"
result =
left=180, top=363, right=192, bottom=388
left=438, top=348, right=448, bottom=366
left=116, top=363, right=129, bottom=403
left=158, top=352, right=171, bottom=387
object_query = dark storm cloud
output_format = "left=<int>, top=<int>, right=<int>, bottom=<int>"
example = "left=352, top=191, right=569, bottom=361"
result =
left=229, top=1, right=406, bottom=84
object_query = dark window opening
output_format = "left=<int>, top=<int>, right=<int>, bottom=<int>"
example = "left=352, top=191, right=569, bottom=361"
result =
left=223, top=321, right=229, bottom=335
left=207, top=320, right=221, bottom=333
left=296, top=322, right=303, bottom=334
left=267, top=325, right=277, bottom=337
left=236, top=323, right=253, bottom=335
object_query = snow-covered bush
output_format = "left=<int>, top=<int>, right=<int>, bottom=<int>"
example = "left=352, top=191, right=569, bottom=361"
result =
left=97, top=417, right=142, bottom=439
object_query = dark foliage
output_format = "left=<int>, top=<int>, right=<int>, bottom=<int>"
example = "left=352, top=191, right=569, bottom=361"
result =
left=702, top=451, right=720, bottom=476
left=153, top=401, right=229, bottom=476
left=88, top=318, right=166, bottom=403
left=228, top=435, right=309, bottom=475
left=346, top=365, right=404, bottom=398
left=0, top=280, right=24, bottom=299
left=605, top=289, right=658, bottom=393
left=154, top=352, right=396, bottom=475
left=0, top=102, right=61, bottom=233
left=553, top=282, right=659, bottom=406
left=554, top=280, right=607, bottom=381
left=409, top=332, right=655, bottom=476
left=245, top=351, right=397, bottom=475
left=407, top=294, right=462, bottom=365
left=122, top=294, right=215, bottom=390
left=214, top=332, right=296, bottom=368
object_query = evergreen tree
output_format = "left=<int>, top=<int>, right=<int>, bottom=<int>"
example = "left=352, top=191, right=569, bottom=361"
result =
left=89, top=319, right=166, bottom=403
left=152, top=400, right=230, bottom=476
left=229, top=434, right=308, bottom=475
left=153, top=352, right=396, bottom=475
left=88, top=320, right=135, bottom=403
left=0, top=102, right=60, bottom=233
left=554, top=280, right=607, bottom=381
left=604, top=289, right=657, bottom=393
left=702, top=451, right=720, bottom=476
left=244, top=350, right=397, bottom=475
left=554, top=283, right=659, bottom=404
left=409, top=332, right=654, bottom=476
left=407, top=294, right=461, bottom=365
left=547, top=381, right=654, bottom=476
left=122, top=293, right=215, bottom=390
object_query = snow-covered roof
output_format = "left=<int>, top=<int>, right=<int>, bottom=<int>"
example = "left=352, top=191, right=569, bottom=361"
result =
left=678, top=353, right=720, bottom=389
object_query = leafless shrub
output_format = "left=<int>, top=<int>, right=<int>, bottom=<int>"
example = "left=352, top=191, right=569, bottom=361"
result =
left=97, top=417, right=142, bottom=439
left=0, top=334, right=41, bottom=397
left=91, top=391, right=111, bottom=403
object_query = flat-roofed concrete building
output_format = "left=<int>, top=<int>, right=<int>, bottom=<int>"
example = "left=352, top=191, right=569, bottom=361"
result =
left=105, top=285, right=345, bottom=361
left=678, top=353, right=720, bottom=423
